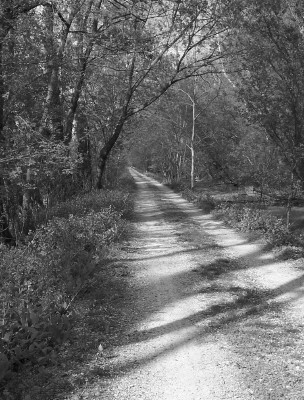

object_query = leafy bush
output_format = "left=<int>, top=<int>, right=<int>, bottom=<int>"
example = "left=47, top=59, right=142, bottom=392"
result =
left=181, top=188, right=197, bottom=203
left=179, top=189, right=217, bottom=213
left=276, top=245, right=304, bottom=260
left=214, top=203, right=302, bottom=248
left=195, top=193, right=217, bottom=213
left=35, top=189, right=134, bottom=227
left=0, top=189, right=131, bottom=382
left=0, top=246, right=68, bottom=376
left=166, top=179, right=185, bottom=192
left=117, top=169, right=138, bottom=193
left=32, top=208, right=125, bottom=289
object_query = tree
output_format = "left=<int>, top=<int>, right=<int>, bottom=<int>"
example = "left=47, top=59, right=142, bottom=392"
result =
left=128, top=73, right=246, bottom=188
left=0, top=0, right=52, bottom=242
left=86, top=0, right=227, bottom=188
left=222, top=0, right=304, bottom=186
left=127, top=100, right=188, bottom=180
left=0, top=1, right=93, bottom=237
left=0, top=0, right=234, bottom=241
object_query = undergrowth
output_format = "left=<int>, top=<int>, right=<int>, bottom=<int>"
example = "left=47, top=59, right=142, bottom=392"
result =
left=0, top=172, right=135, bottom=393
left=214, top=203, right=304, bottom=252
left=163, top=176, right=304, bottom=257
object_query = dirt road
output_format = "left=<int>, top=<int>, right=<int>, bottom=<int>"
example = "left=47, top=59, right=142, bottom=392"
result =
left=77, top=169, right=304, bottom=399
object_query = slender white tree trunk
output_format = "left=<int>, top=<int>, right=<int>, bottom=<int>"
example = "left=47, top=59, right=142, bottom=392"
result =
left=190, top=97, right=195, bottom=190
left=286, top=172, right=295, bottom=228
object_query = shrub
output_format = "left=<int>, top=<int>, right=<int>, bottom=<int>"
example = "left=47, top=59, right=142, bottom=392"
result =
left=0, top=246, right=68, bottom=375
left=0, top=197, right=129, bottom=380
left=35, top=189, right=134, bottom=227
left=167, top=179, right=185, bottom=192
left=276, top=246, right=304, bottom=260
left=32, top=208, right=125, bottom=289
left=178, top=189, right=217, bottom=213
left=196, top=194, right=217, bottom=213
left=214, top=203, right=302, bottom=248
left=117, top=169, right=137, bottom=193
left=181, top=188, right=197, bottom=203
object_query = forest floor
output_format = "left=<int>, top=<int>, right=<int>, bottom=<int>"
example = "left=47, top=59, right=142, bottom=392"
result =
left=14, top=169, right=304, bottom=399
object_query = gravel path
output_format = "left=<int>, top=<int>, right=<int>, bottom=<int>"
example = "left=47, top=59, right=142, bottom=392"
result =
left=72, top=169, right=304, bottom=399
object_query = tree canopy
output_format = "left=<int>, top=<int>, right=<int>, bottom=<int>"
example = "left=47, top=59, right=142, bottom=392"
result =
left=1, top=0, right=304, bottom=242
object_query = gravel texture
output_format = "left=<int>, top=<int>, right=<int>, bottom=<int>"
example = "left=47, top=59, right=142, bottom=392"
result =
left=63, top=169, right=304, bottom=400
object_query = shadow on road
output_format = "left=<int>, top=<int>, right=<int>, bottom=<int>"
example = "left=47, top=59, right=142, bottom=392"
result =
left=92, top=268, right=304, bottom=381
left=51, top=169, right=304, bottom=398
left=91, top=171, right=304, bottom=382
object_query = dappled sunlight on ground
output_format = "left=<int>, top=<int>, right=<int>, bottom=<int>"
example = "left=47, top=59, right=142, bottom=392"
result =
left=59, top=170, right=304, bottom=400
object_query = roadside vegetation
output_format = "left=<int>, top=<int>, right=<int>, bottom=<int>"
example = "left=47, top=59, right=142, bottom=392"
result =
left=157, top=179, right=304, bottom=261
left=0, top=168, right=136, bottom=399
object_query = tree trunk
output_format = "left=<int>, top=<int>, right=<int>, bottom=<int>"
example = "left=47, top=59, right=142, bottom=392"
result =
left=64, top=0, right=102, bottom=144
left=40, top=6, right=73, bottom=140
left=0, top=40, right=4, bottom=142
left=96, top=118, right=126, bottom=189
left=190, top=97, right=195, bottom=190
left=0, top=204, right=15, bottom=246
left=0, top=35, right=14, bottom=244
left=64, top=43, right=93, bottom=144
left=286, top=172, right=295, bottom=228
left=41, top=62, right=63, bottom=137
left=22, top=168, right=34, bottom=235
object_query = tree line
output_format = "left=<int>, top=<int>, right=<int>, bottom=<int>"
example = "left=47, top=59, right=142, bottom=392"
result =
left=1, top=0, right=304, bottom=243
